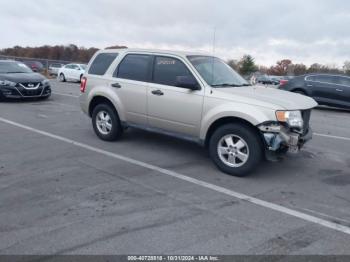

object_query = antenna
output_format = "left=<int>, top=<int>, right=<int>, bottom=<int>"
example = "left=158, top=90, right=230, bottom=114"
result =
left=212, top=26, right=216, bottom=55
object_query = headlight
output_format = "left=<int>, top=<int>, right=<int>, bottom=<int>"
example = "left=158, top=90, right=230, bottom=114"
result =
left=41, top=79, right=50, bottom=86
left=0, top=80, right=16, bottom=87
left=276, top=110, right=303, bottom=128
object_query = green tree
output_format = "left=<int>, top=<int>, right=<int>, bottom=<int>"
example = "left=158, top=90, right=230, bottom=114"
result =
left=238, top=55, right=258, bottom=76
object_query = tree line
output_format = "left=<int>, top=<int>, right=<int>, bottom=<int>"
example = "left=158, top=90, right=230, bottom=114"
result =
left=0, top=44, right=126, bottom=63
left=228, top=55, right=350, bottom=77
left=1, top=44, right=349, bottom=76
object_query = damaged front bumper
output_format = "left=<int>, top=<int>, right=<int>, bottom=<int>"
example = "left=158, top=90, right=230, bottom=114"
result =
left=258, top=123, right=312, bottom=160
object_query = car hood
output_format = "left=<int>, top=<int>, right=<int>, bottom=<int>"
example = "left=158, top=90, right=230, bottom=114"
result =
left=212, top=86, right=318, bottom=110
left=0, top=72, right=46, bottom=83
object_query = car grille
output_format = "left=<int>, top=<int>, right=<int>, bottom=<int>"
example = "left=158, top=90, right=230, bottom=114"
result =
left=16, top=82, right=43, bottom=97
left=18, top=82, right=41, bottom=89
left=21, top=89, right=43, bottom=96
left=301, top=109, right=311, bottom=135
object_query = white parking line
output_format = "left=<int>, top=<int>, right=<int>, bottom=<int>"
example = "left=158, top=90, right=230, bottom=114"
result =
left=0, top=116, right=350, bottom=236
left=52, top=92, right=79, bottom=98
left=314, top=133, right=350, bottom=142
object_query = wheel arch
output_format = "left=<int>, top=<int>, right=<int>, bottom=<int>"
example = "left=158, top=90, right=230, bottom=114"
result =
left=89, top=96, right=118, bottom=118
left=291, top=87, right=309, bottom=96
left=86, top=85, right=126, bottom=121
left=203, top=116, right=263, bottom=148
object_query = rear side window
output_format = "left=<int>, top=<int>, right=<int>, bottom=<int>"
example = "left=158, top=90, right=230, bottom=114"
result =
left=115, top=54, right=152, bottom=82
left=153, top=56, right=194, bottom=87
left=335, top=76, right=350, bottom=86
left=88, top=53, right=118, bottom=75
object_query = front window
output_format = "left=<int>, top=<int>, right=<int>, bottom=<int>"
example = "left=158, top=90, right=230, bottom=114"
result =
left=187, top=56, right=249, bottom=87
left=153, top=56, right=197, bottom=87
left=0, top=61, right=32, bottom=74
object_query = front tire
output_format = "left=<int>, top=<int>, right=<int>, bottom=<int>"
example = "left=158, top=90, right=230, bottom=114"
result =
left=209, top=123, right=263, bottom=177
left=92, top=104, right=123, bottom=141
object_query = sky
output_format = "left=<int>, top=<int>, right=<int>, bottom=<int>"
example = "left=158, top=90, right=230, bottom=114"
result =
left=1, top=0, right=350, bottom=67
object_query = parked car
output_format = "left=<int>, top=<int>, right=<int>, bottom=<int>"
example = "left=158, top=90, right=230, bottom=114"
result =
left=0, top=60, right=51, bottom=100
left=256, top=75, right=274, bottom=85
left=79, top=49, right=317, bottom=177
left=23, top=61, right=44, bottom=72
left=58, top=63, right=86, bottom=82
left=269, top=75, right=284, bottom=85
left=279, top=74, right=350, bottom=109
left=48, top=63, right=64, bottom=76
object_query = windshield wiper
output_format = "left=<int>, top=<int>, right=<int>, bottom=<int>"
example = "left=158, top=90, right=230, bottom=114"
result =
left=211, top=83, right=241, bottom=87
left=6, top=71, right=26, bottom=74
left=211, top=83, right=250, bottom=87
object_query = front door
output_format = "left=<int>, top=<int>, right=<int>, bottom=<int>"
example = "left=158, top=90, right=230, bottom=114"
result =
left=147, top=56, right=204, bottom=137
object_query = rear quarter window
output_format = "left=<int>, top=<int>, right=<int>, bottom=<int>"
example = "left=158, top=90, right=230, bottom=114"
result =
left=306, top=75, right=316, bottom=81
left=88, top=53, right=118, bottom=76
left=314, top=75, right=334, bottom=83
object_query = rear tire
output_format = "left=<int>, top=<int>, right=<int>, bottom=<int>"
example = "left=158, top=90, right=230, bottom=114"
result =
left=59, top=73, right=66, bottom=82
left=209, top=123, right=263, bottom=177
left=92, top=103, right=123, bottom=141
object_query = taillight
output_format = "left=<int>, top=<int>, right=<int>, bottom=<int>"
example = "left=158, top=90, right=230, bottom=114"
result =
left=80, top=77, right=87, bottom=93
left=279, top=79, right=288, bottom=87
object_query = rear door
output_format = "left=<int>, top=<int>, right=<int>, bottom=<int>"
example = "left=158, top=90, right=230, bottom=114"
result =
left=63, top=64, right=74, bottom=79
left=71, top=64, right=81, bottom=80
left=147, top=55, right=204, bottom=137
left=108, top=53, right=152, bottom=125
left=306, top=75, right=338, bottom=105
left=334, top=76, right=350, bottom=108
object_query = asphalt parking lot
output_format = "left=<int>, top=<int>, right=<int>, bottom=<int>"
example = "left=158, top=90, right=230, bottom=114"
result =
left=0, top=80, right=350, bottom=255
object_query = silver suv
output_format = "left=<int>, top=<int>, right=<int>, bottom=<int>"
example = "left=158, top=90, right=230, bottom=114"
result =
left=79, top=49, right=317, bottom=176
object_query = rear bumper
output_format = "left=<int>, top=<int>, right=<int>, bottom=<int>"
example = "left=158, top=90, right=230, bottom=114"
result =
left=79, top=93, right=89, bottom=115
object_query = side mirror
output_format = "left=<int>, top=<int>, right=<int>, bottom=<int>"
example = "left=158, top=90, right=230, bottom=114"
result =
left=176, top=76, right=200, bottom=90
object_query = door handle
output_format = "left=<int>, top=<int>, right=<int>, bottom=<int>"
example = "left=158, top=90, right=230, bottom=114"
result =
left=336, top=89, right=343, bottom=92
left=151, top=89, right=164, bottom=96
left=111, top=82, right=121, bottom=88
left=307, top=84, right=313, bottom=87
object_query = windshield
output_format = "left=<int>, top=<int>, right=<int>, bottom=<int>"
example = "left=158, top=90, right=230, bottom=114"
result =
left=187, top=56, right=249, bottom=87
left=0, top=61, right=33, bottom=74
left=79, top=64, right=87, bottom=70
